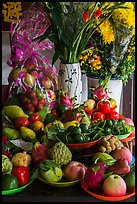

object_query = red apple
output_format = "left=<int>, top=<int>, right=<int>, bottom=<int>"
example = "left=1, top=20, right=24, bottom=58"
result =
left=111, top=146, right=132, bottom=164
left=15, top=117, right=29, bottom=130
left=103, top=174, right=127, bottom=196
left=64, top=161, right=87, bottom=181
left=124, top=117, right=134, bottom=126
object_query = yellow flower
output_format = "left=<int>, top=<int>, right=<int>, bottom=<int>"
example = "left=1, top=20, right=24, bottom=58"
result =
left=97, top=19, right=115, bottom=44
left=79, top=55, right=83, bottom=60
left=112, top=3, right=135, bottom=28
left=127, top=55, right=132, bottom=60
left=80, top=61, right=84, bottom=66
left=88, top=50, right=93, bottom=55
left=83, top=55, right=88, bottom=60
left=92, top=59, right=102, bottom=70
left=93, top=54, right=97, bottom=58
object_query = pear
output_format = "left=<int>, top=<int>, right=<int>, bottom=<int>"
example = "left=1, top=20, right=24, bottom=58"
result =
left=2, top=127, right=21, bottom=140
left=23, top=73, right=35, bottom=87
left=20, top=126, right=36, bottom=142
left=3, top=105, right=27, bottom=120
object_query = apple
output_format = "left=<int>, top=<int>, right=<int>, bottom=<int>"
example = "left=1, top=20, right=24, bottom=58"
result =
left=64, top=161, right=87, bottom=181
left=111, top=146, right=132, bottom=164
left=15, top=117, right=29, bottom=130
left=103, top=174, right=127, bottom=196
left=84, top=99, right=96, bottom=110
left=124, top=117, right=134, bottom=126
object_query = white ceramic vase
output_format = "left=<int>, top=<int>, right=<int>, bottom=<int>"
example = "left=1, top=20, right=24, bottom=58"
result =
left=87, top=76, right=123, bottom=113
left=58, top=62, right=82, bottom=105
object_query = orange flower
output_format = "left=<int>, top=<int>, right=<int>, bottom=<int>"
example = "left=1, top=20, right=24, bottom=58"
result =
left=93, top=10, right=102, bottom=18
left=83, top=12, right=89, bottom=22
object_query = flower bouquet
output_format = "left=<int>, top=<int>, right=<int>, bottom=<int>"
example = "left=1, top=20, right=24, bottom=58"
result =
left=32, top=2, right=129, bottom=105
left=79, top=2, right=135, bottom=85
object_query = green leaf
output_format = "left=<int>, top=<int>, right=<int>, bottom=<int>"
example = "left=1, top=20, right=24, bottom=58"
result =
left=92, top=165, right=100, bottom=173
left=40, top=160, right=61, bottom=171
left=102, top=172, right=113, bottom=179
left=52, top=50, right=62, bottom=66
left=30, top=167, right=39, bottom=180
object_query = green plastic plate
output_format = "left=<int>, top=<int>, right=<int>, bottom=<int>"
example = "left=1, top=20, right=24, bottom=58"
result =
left=2, top=179, right=34, bottom=196
left=38, top=177, right=80, bottom=187
left=117, top=126, right=134, bottom=140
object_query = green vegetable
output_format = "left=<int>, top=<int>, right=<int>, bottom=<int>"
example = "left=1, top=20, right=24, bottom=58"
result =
left=79, top=123, right=89, bottom=133
left=73, top=134, right=85, bottom=143
left=44, top=120, right=65, bottom=140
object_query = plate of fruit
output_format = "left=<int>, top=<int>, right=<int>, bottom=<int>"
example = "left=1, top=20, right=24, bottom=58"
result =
left=66, top=138, right=101, bottom=150
left=37, top=160, right=86, bottom=187
left=2, top=178, right=34, bottom=196
left=81, top=160, right=135, bottom=202
left=120, top=129, right=135, bottom=142
left=56, top=123, right=102, bottom=150
left=38, top=176, right=80, bottom=187
left=81, top=181, right=135, bottom=201
left=2, top=147, right=35, bottom=196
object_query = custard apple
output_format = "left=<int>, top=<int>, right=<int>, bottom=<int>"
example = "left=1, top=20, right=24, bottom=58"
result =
left=2, top=154, right=13, bottom=175
left=49, top=142, right=72, bottom=165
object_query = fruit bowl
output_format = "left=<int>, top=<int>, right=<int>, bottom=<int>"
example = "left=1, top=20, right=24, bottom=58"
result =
left=2, top=179, right=34, bottom=196
left=38, top=177, right=80, bottom=187
left=81, top=182, right=135, bottom=201
left=66, top=137, right=101, bottom=150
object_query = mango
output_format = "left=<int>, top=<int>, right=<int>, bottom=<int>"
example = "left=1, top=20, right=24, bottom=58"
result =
left=92, top=152, right=115, bottom=165
left=3, top=105, right=27, bottom=120
left=29, top=121, right=44, bottom=132
left=20, top=126, right=36, bottom=142
left=2, top=127, right=21, bottom=140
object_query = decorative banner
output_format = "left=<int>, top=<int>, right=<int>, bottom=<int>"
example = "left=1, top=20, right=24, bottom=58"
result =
left=2, top=2, right=31, bottom=31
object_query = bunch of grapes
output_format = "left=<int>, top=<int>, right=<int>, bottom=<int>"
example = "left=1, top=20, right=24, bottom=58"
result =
left=98, top=135, right=121, bottom=154
left=20, top=89, right=46, bottom=112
